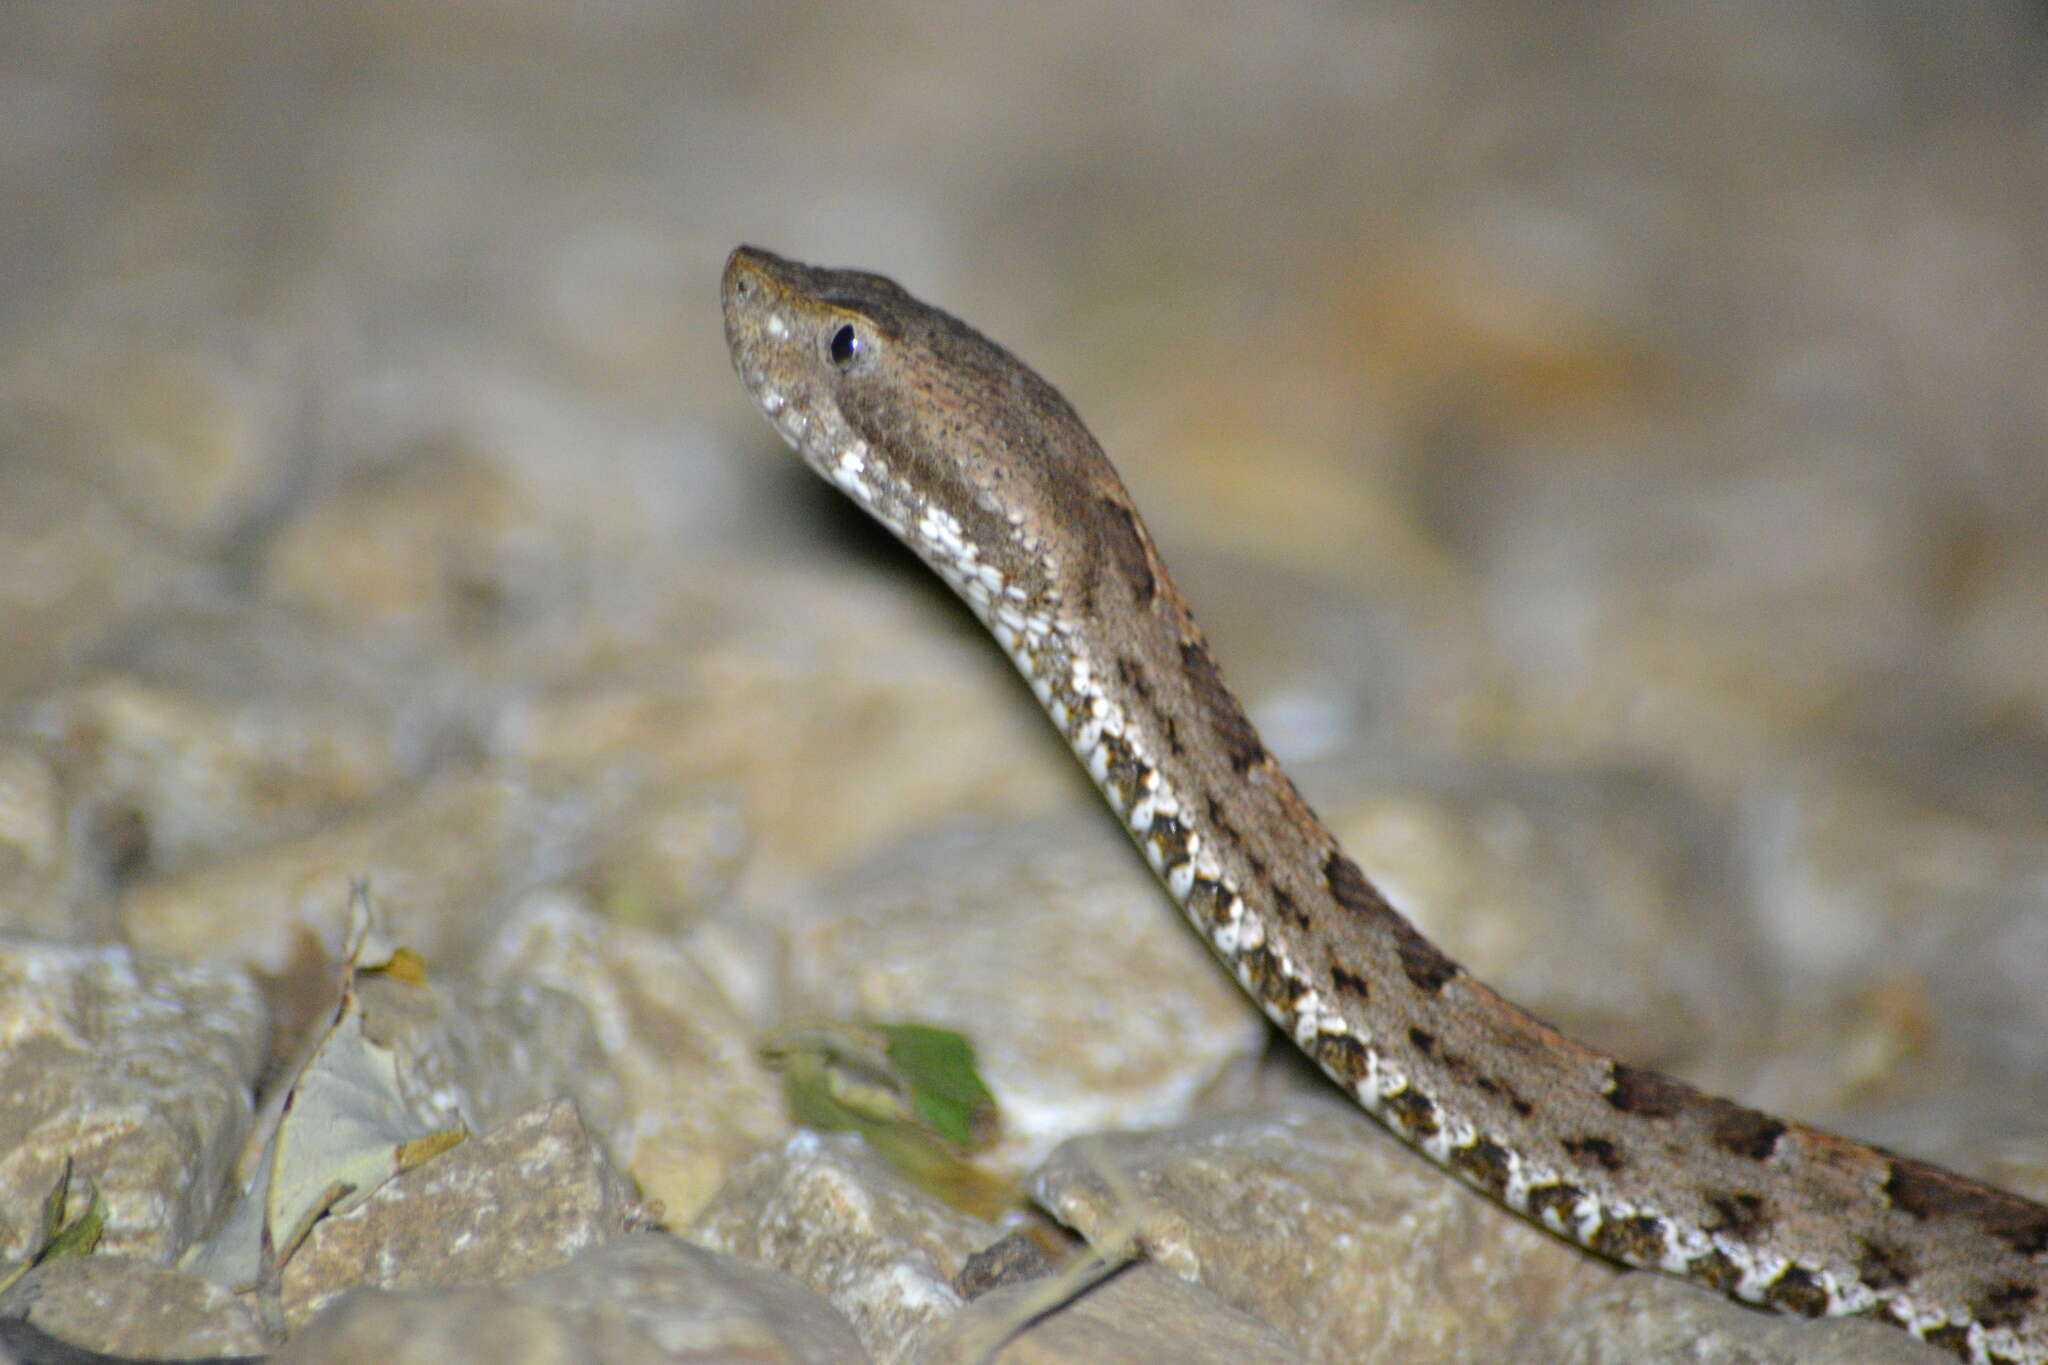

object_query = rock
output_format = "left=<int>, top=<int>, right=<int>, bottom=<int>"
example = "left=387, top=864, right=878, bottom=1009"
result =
left=0, top=1255, right=266, bottom=1359
left=0, top=941, right=265, bottom=1262
left=780, top=818, right=1269, bottom=1170
left=1522, top=1271, right=1948, bottom=1363
left=474, top=895, right=787, bottom=1225
left=1028, top=1094, right=1605, bottom=1364
left=689, top=1131, right=998, bottom=1364
left=1161, top=540, right=1494, bottom=756
left=331, top=968, right=630, bottom=1171
left=280, top=1099, right=646, bottom=1330
left=917, top=1260, right=1300, bottom=1365
left=0, top=746, right=64, bottom=893
left=578, top=784, right=752, bottom=937
left=0, top=741, right=96, bottom=942
left=492, top=563, right=1078, bottom=883
left=25, top=672, right=401, bottom=879
left=273, top=1290, right=569, bottom=1365
left=13, top=340, right=291, bottom=552
left=0, top=9, right=2044, bottom=1365
left=950, top=1234, right=1051, bottom=1300
left=118, top=767, right=632, bottom=973
left=273, top=1232, right=865, bottom=1365
left=259, top=452, right=548, bottom=634
left=0, top=467, right=203, bottom=701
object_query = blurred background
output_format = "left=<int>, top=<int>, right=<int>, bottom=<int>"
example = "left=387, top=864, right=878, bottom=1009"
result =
left=2, top=1, right=2045, bottom=1191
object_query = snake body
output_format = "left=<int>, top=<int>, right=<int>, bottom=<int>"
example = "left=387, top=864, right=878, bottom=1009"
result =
left=722, top=245, right=2047, bottom=1363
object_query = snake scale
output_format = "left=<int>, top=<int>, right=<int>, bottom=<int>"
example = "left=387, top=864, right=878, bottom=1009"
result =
left=722, top=245, right=2047, bottom=1364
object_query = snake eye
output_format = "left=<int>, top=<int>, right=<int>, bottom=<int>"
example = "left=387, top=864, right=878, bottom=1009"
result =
left=827, top=322, right=862, bottom=368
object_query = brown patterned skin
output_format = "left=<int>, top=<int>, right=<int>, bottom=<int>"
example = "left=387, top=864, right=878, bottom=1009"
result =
left=722, top=245, right=2047, bottom=1364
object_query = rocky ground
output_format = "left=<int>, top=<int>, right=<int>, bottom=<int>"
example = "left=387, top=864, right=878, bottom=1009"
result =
left=0, top=3, right=2043, bottom=1362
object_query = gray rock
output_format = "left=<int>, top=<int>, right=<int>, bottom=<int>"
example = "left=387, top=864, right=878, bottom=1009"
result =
left=689, top=1131, right=998, bottom=1364
left=1955, top=542, right=2048, bottom=738
left=577, top=785, right=753, bottom=937
left=279, top=1099, right=647, bottom=1331
left=275, top=1292, right=573, bottom=1365
left=0, top=742, right=96, bottom=943
left=11, top=337, right=294, bottom=553
left=0, top=1255, right=266, bottom=1359
left=274, top=1232, right=865, bottom=1365
left=118, top=767, right=635, bottom=973
left=340, top=969, right=630, bottom=1172
left=1029, top=1095, right=1604, bottom=1364
left=24, top=671, right=402, bottom=877
left=474, top=895, right=788, bottom=1226
left=2, top=8, right=2043, bottom=1364
left=481, top=560, right=1081, bottom=889
left=0, top=467, right=204, bottom=701
left=258, top=450, right=555, bottom=635
left=0, top=941, right=265, bottom=1262
left=917, top=1261, right=1300, bottom=1365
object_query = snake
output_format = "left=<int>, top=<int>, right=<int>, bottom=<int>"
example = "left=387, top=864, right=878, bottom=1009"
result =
left=720, top=245, right=2047, bottom=1363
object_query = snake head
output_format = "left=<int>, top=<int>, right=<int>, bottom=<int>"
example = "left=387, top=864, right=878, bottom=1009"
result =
left=722, top=246, right=1150, bottom=620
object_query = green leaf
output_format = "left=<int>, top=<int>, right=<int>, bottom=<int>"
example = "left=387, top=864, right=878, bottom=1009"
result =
left=36, top=1186, right=104, bottom=1265
left=762, top=1019, right=1012, bottom=1219
left=879, top=1023, right=997, bottom=1153
left=0, top=1160, right=108, bottom=1295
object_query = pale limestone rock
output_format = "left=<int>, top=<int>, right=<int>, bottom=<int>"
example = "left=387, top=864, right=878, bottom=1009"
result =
left=689, top=1131, right=997, bottom=1364
left=280, top=1100, right=645, bottom=1331
left=277, top=1293, right=574, bottom=1365
left=780, top=817, right=1269, bottom=1170
left=493, top=563, right=1077, bottom=882
left=1522, top=1271, right=1948, bottom=1363
left=917, top=1261, right=1300, bottom=1365
left=259, top=452, right=546, bottom=633
left=0, top=743, right=63, bottom=886
left=273, top=1233, right=864, bottom=1365
left=580, top=784, right=753, bottom=936
left=511, top=1233, right=866, bottom=1363
left=474, top=895, right=787, bottom=1225
left=336, top=969, right=628, bottom=1166
left=118, top=767, right=629, bottom=973
left=26, top=673, right=401, bottom=876
left=0, top=741, right=97, bottom=942
left=1029, top=1094, right=1606, bottom=1365
left=0, top=942, right=265, bottom=1262
left=10, top=335, right=291, bottom=552
left=0, top=1255, right=266, bottom=1359
left=0, top=467, right=202, bottom=701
